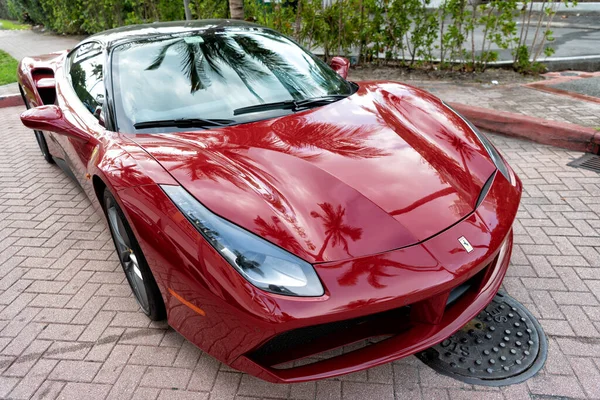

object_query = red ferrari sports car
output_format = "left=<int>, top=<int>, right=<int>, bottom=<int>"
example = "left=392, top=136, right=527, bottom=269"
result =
left=17, top=20, right=521, bottom=383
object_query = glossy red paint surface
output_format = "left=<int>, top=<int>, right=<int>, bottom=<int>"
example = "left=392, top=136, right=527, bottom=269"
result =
left=329, top=56, right=350, bottom=79
left=16, top=23, right=522, bottom=383
left=133, top=82, right=496, bottom=263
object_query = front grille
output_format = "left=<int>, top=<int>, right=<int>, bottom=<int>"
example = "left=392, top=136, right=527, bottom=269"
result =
left=250, top=305, right=411, bottom=368
left=250, top=262, right=493, bottom=369
left=446, top=263, right=489, bottom=308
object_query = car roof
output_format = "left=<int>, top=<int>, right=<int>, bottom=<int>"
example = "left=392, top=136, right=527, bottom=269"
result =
left=84, top=19, right=265, bottom=48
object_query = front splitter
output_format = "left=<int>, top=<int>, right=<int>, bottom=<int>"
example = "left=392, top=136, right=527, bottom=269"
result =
left=416, top=292, right=547, bottom=386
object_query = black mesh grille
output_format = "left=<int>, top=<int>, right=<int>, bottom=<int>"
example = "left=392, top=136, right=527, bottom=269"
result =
left=250, top=305, right=411, bottom=367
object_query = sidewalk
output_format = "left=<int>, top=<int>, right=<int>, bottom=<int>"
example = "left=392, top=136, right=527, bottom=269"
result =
left=412, top=81, right=600, bottom=129
left=0, top=30, right=80, bottom=61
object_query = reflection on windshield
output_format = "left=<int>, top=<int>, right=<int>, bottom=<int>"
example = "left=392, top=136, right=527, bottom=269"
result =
left=112, top=26, right=354, bottom=133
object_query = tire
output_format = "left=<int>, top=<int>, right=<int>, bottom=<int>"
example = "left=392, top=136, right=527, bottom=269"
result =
left=103, top=189, right=166, bottom=321
left=33, top=130, right=54, bottom=164
left=20, top=85, right=54, bottom=164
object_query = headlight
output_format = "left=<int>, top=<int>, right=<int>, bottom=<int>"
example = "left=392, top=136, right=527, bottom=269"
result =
left=161, top=185, right=324, bottom=297
left=444, top=103, right=511, bottom=181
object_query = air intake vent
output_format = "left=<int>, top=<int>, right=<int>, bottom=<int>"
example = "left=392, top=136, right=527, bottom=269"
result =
left=568, top=154, right=600, bottom=174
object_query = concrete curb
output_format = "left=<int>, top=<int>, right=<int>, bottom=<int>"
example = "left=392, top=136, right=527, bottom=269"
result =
left=1, top=92, right=598, bottom=154
left=0, top=94, right=24, bottom=109
left=450, top=102, right=600, bottom=155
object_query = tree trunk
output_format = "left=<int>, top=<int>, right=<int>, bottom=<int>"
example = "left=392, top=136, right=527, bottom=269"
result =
left=183, top=0, right=192, bottom=20
left=229, top=0, right=244, bottom=20
left=338, top=1, right=343, bottom=56
left=295, top=0, right=303, bottom=40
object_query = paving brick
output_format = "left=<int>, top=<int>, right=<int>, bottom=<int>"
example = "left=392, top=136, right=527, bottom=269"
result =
left=553, top=291, right=599, bottom=306
left=557, top=337, right=600, bottom=357
left=539, top=318, right=575, bottom=336
left=172, top=340, right=202, bottom=369
left=58, top=382, right=111, bottom=400
left=106, top=364, right=146, bottom=400
left=3, top=339, right=51, bottom=377
left=420, top=388, right=448, bottom=400
left=316, top=380, right=342, bottom=400
left=0, top=375, right=21, bottom=398
left=1, top=322, right=46, bottom=357
left=157, top=389, right=209, bottom=400
left=140, top=366, right=192, bottom=389
left=342, top=381, right=394, bottom=400
left=37, top=323, right=86, bottom=341
left=129, top=345, right=178, bottom=366
left=209, top=371, right=242, bottom=399
left=44, top=340, right=91, bottom=361
left=187, top=353, right=220, bottom=392
left=568, top=357, right=600, bottom=398
left=527, top=373, right=586, bottom=398
left=6, top=358, right=58, bottom=399
left=48, top=360, right=102, bottom=382
left=448, top=390, right=503, bottom=400
left=93, top=344, right=134, bottom=384
left=561, top=305, right=600, bottom=338
left=30, top=379, right=65, bottom=400
left=85, top=327, right=123, bottom=362
left=237, top=374, right=290, bottom=398
left=131, top=387, right=160, bottom=400
left=555, top=267, right=590, bottom=291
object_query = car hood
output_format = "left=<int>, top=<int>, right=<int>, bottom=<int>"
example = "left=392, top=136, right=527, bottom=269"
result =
left=132, top=81, right=496, bottom=263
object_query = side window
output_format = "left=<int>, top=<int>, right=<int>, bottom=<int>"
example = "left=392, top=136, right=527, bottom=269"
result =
left=68, top=42, right=105, bottom=120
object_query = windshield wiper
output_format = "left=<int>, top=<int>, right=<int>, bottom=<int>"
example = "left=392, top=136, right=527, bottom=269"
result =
left=233, top=95, right=348, bottom=116
left=233, top=100, right=296, bottom=116
left=134, top=118, right=235, bottom=130
left=294, top=95, right=348, bottom=108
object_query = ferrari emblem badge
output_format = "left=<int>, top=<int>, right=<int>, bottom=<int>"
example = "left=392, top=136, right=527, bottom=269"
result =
left=458, top=236, right=474, bottom=253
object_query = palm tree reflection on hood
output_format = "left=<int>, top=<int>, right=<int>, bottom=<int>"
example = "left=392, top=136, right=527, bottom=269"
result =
left=311, top=202, right=363, bottom=260
left=322, top=253, right=444, bottom=289
left=144, top=28, right=329, bottom=101
left=254, top=215, right=310, bottom=258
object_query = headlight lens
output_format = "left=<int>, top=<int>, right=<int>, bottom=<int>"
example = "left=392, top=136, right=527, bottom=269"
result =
left=161, top=185, right=324, bottom=297
left=444, top=103, right=511, bottom=180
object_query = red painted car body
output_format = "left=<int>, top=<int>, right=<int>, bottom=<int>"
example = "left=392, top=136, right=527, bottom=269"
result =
left=17, top=21, right=521, bottom=383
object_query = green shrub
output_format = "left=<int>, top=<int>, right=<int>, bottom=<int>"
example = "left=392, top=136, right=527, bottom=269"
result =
left=4, top=0, right=575, bottom=74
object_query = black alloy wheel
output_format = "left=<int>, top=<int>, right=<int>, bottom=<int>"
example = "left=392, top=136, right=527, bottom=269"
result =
left=103, top=189, right=166, bottom=320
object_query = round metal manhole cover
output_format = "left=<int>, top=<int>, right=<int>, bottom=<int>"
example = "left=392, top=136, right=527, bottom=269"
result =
left=416, top=292, right=547, bottom=386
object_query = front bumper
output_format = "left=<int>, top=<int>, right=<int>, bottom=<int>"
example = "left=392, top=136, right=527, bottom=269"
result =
left=233, top=230, right=512, bottom=383
left=118, top=169, right=521, bottom=383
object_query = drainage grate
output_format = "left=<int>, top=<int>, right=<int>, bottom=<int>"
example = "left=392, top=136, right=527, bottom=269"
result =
left=416, top=292, right=547, bottom=386
left=568, top=153, right=600, bottom=173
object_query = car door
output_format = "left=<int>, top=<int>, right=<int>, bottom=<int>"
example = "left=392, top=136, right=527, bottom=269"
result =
left=53, top=41, right=107, bottom=196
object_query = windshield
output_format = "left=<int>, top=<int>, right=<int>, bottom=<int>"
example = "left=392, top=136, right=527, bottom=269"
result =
left=111, top=27, right=355, bottom=133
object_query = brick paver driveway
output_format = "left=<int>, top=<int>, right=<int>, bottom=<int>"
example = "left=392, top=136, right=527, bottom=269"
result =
left=0, top=105, right=599, bottom=399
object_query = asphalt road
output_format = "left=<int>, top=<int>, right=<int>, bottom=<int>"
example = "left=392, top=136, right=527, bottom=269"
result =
left=550, top=76, right=600, bottom=98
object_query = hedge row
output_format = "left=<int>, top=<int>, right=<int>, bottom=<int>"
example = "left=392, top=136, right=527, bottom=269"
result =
left=1, top=0, right=573, bottom=73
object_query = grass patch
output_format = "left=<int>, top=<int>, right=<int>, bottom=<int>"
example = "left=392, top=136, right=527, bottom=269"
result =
left=0, top=19, right=30, bottom=30
left=0, top=50, right=18, bottom=85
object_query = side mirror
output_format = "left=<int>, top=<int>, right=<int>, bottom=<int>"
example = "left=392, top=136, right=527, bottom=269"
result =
left=330, top=56, right=350, bottom=79
left=20, top=105, right=90, bottom=142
